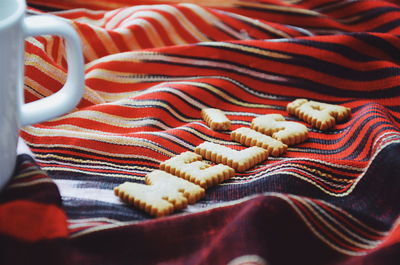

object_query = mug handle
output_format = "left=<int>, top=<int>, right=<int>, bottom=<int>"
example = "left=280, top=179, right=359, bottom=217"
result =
left=21, top=15, right=84, bottom=126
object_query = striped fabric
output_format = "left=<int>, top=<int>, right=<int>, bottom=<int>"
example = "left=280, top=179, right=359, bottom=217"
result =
left=1, top=0, right=399, bottom=264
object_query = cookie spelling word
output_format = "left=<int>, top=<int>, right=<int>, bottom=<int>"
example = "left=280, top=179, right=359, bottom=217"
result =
left=115, top=99, right=350, bottom=217
left=287, top=98, right=351, bottom=130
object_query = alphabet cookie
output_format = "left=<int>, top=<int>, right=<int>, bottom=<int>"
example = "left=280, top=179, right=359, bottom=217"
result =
left=251, top=114, right=308, bottom=145
left=194, top=141, right=268, bottom=172
left=114, top=170, right=205, bottom=217
left=287, top=98, right=351, bottom=130
left=160, top=151, right=235, bottom=188
left=231, top=127, right=287, bottom=156
left=201, top=108, right=231, bottom=130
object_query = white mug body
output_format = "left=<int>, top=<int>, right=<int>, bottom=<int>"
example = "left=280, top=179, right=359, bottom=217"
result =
left=0, top=0, right=26, bottom=189
left=0, top=0, right=84, bottom=190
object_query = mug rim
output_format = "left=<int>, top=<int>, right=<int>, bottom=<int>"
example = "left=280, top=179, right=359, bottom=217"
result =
left=0, top=0, right=26, bottom=29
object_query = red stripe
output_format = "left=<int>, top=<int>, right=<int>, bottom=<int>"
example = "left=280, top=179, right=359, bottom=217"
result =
left=0, top=201, right=68, bottom=241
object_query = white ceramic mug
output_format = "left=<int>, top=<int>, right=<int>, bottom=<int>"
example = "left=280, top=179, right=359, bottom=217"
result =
left=0, top=0, right=84, bottom=189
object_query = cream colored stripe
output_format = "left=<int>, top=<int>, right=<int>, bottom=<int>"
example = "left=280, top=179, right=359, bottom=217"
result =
left=43, top=124, right=195, bottom=151
left=176, top=81, right=278, bottom=109
left=299, top=199, right=379, bottom=250
left=25, top=53, right=66, bottom=83
left=44, top=167, right=145, bottom=181
left=25, top=77, right=53, bottom=98
left=84, top=71, right=286, bottom=101
left=55, top=39, right=65, bottom=66
left=35, top=154, right=153, bottom=174
left=227, top=163, right=348, bottom=189
left=133, top=85, right=207, bottom=109
left=201, top=41, right=291, bottom=59
left=307, top=198, right=389, bottom=236
left=180, top=3, right=247, bottom=40
left=14, top=170, right=46, bottom=179
left=128, top=10, right=187, bottom=45
left=36, top=158, right=150, bottom=175
left=237, top=0, right=320, bottom=16
left=179, top=127, right=238, bottom=145
left=85, top=68, right=138, bottom=81
left=135, top=53, right=287, bottom=82
left=341, top=136, right=400, bottom=196
left=26, top=77, right=104, bottom=107
left=114, top=28, right=142, bottom=51
left=51, top=110, right=172, bottom=130
left=222, top=166, right=351, bottom=197
left=93, top=27, right=120, bottom=54
left=220, top=10, right=292, bottom=38
left=69, top=219, right=123, bottom=229
left=27, top=44, right=103, bottom=105
left=21, top=141, right=162, bottom=163
left=306, top=199, right=381, bottom=247
left=278, top=194, right=367, bottom=256
left=282, top=0, right=304, bottom=4
left=26, top=37, right=45, bottom=50
left=121, top=18, right=165, bottom=48
left=52, top=8, right=107, bottom=27
left=87, top=84, right=208, bottom=105
left=122, top=99, right=198, bottom=122
left=52, top=8, right=106, bottom=16
left=104, top=6, right=147, bottom=29
left=81, top=86, right=107, bottom=105
left=7, top=178, right=54, bottom=189
left=70, top=223, right=127, bottom=238
left=84, top=50, right=144, bottom=70
left=23, top=126, right=175, bottom=157
left=68, top=217, right=124, bottom=225
left=71, top=23, right=98, bottom=61
left=35, top=153, right=154, bottom=172
left=74, top=17, right=107, bottom=27
left=53, top=179, right=122, bottom=203
left=145, top=131, right=196, bottom=150
left=43, top=35, right=54, bottom=60
left=161, top=5, right=210, bottom=42
left=86, top=68, right=279, bottom=109
left=149, top=0, right=235, bottom=7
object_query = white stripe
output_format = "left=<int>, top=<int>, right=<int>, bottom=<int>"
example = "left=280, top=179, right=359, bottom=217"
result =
left=54, top=179, right=123, bottom=205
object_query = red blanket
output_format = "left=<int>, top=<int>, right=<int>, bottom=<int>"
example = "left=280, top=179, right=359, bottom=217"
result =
left=1, top=0, right=400, bottom=264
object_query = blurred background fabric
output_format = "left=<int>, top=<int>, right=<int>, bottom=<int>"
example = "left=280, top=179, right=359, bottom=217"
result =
left=1, top=0, right=400, bottom=264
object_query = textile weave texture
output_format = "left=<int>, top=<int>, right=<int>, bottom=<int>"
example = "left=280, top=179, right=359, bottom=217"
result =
left=1, top=0, right=400, bottom=264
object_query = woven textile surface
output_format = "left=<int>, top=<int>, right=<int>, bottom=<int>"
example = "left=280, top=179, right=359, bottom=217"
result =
left=1, top=0, right=400, bottom=264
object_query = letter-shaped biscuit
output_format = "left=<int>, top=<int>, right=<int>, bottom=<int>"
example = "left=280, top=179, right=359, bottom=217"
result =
left=194, top=141, right=268, bottom=172
left=287, top=98, right=351, bottom=130
left=114, top=170, right=205, bottom=217
left=251, top=114, right=308, bottom=146
left=160, top=151, right=234, bottom=188
left=201, top=108, right=231, bottom=130
left=231, top=127, right=287, bottom=156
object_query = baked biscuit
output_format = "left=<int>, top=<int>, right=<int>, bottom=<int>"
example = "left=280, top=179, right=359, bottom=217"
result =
left=194, top=141, right=268, bottom=172
left=160, top=151, right=235, bottom=188
left=251, top=114, right=308, bottom=146
left=287, top=98, right=351, bottom=130
left=114, top=170, right=205, bottom=217
left=201, top=108, right=231, bottom=130
left=231, top=127, right=287, bottom=156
